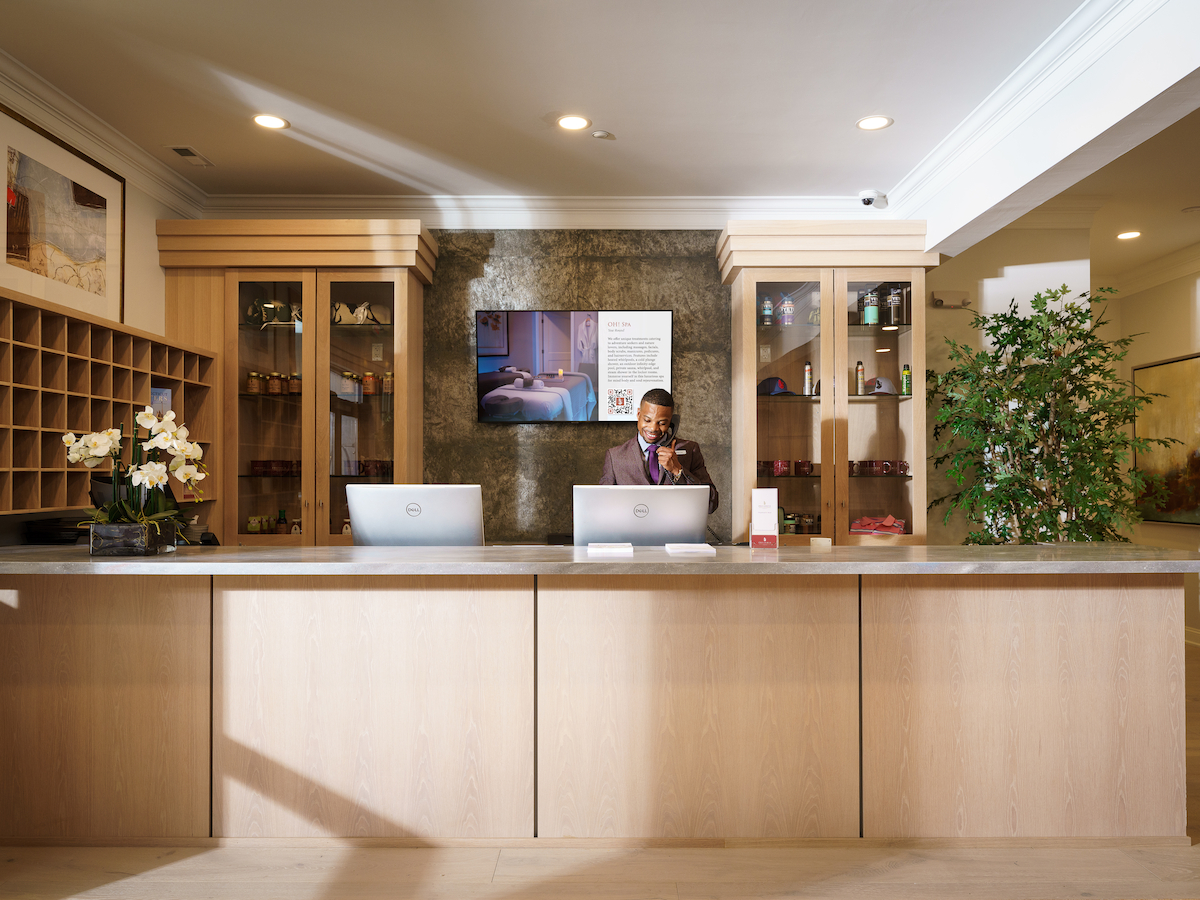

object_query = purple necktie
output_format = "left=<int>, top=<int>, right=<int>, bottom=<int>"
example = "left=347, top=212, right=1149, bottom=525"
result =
left=646, top=445, right=661, bottom=482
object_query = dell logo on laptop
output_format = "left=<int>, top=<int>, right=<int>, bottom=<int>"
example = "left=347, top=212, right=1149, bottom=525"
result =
left=406, top=503, right=422, bottom=517
left=633, top=503, right=649, bottom=518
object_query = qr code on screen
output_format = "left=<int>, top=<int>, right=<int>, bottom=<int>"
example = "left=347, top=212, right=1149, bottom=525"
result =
left=607, top=389, right=634, bottom=416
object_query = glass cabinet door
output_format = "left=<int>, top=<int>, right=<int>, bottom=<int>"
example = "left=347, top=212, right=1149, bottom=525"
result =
left=752, top=271, right=834, bottom=543
left=837, top=269, right=921, bottom=543
left=317, top=271, right=400, bottom=545
left=228, top=270, right=316, bottom=544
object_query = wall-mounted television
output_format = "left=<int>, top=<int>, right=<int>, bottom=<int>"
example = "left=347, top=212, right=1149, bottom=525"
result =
left=476, top=310, right=672, bottom=423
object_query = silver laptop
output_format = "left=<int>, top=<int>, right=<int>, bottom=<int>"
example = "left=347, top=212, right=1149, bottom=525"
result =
left=346, top=484, right=485, bottom=546
left=573, top=485, right=709, bottom=546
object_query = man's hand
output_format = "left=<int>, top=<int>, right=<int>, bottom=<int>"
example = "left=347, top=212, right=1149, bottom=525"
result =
left=656, top=439, right=683, bottom=477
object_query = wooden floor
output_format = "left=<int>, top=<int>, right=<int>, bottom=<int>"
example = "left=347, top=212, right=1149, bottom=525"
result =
left=4, top=643, right=1200, bottom=900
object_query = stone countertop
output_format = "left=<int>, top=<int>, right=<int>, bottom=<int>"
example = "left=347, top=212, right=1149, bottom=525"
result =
left=0, top=543, right=1198, bottom=576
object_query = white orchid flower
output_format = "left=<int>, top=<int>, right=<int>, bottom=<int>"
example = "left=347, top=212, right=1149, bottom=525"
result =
left=142, top=431, right=174, bottom=452
left=62, top=432, right=76, bottom=446
left=171, top=440, right=203, bottom=461
left=131, top=461, right=169, bottom=488
left=174, top=424, right=189, bottom=442
left=172, top=462, right=205, bottom=484
left=83, top=456, right=107, bottom=468
left=135, top=406, right=158, bottom=430
left=84, top=432, right=114, bottom=456
left=105, top=428, right=122, bottom=443
left=150, top=411, right=177, bottom=436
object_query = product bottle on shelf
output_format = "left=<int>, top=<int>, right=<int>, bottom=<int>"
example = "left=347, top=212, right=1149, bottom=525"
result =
left=759, top=295, right=774, bottom=326
left=276, top=508, right=288, bottom=534
left=804, top=361, right=813, bottom=396
left=779, top=295, right=795, bottom=326
left=901, top=364, right=912, bottom=395
left=856, top=361, right=865, bottom=395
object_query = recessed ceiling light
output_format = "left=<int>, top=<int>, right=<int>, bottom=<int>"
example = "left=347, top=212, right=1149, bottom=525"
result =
left=254, top=114, right=289, bottom=129
left=557, top=115, right=590, bottom=130
left=881, top=325, right=899, bottom=332
left=875, top=347, right=891, bottom=353
left=856, top=115, right=894, bottom=131
left=1116, top=231, right=1141, bottom=240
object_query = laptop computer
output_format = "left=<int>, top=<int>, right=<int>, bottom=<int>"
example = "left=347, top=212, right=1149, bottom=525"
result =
left=572, top=485, right=709, bottom=546
left=346, top=484, right=485, bottom=546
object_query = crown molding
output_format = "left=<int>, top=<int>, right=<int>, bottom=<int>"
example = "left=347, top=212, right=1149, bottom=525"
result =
left=199, top=194, right=882, bottom=229
left=1111, top=239, right=1200, bottom=296
left=889, top=0, right=1169, bottom=220
left=0, top=50, right=205, bottom=218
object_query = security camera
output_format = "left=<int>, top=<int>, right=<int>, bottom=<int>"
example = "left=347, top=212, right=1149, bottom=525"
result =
left=858, top=190, right=888, bottom=210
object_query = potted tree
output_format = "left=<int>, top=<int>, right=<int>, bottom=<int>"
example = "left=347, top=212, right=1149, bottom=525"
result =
left=929, top=286, right=1172, bottom=544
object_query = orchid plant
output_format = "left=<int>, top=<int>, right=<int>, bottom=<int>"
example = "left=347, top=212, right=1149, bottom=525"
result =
left=63, top=407, right=207, bottom=528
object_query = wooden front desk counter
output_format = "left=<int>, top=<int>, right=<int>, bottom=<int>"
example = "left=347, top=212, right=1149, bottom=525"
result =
left=0, top=545, right=1195, bottom=842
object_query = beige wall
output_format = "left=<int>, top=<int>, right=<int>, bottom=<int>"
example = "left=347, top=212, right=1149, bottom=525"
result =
left=925, top=227, right=1091, bottom=545
left=1116, top=266, right=1200, bottom=629
left=124, top=184, right=177, bottom=335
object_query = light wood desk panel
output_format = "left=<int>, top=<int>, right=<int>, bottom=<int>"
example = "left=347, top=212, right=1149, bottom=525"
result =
left=538, top=574, right=860, bottom=838
left=862, top=574, right=1185, bottom=838
left=0, top=575, right=211, bottom=837
left=214, top=575, right=534, bottom=838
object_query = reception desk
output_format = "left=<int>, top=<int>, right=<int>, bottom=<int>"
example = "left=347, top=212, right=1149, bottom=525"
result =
left=0, top=544, right=1196, bottom=842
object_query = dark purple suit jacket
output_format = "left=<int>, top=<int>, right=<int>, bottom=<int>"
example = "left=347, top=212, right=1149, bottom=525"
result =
left=598, top=435, right=719, bottom=514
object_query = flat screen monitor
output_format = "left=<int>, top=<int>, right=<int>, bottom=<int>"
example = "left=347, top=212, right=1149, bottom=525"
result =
left=346, top=484, right=485, bottom=546
left=476, top=310, right=672, bottom=423
left=572, top=484, right=709, bottom=546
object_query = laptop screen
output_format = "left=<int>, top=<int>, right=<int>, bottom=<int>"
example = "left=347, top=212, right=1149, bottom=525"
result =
left=346, top=484, right=485, bottom=546
left=572, top=485, right=709, bottom=546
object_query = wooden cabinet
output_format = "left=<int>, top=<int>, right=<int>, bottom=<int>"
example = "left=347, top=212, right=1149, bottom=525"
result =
left=721, top=222, right=939, bottom=544
left=0, top=285, right=216, bottom=517
left=158, top=220, right=436, bottom=545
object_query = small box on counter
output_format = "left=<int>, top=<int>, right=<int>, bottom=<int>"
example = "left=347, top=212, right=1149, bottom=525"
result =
left=750, top=487, right=778, bottom=549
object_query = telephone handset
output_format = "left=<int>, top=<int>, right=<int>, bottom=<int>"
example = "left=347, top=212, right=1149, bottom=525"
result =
left=652, top=414, right=680, bottom=448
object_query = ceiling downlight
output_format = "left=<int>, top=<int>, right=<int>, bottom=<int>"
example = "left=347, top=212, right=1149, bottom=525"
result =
left=557, top=115, right=590, bottom=130
left=856, top=115, right=893, bottom=131
left=254, top=115, right=290, bottom=129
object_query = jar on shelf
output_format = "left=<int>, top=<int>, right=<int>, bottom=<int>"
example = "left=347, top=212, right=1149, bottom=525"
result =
left=382, top=371, right=394, bottom=394
left=362, top=372, right=379, bottom=395
left=862, top=291, right=880, bottom=325
left=246, top=371, right=264, bottom=394
left=288, top=372, right=302, bottom=394
left=340, top=371, right=356, bottom=397
left=267, top=372, right=284, bottom=395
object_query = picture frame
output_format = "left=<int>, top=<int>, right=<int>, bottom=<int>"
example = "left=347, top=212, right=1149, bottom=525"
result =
left=3, top=101, right=124, bottom=322
left=476, top=310, right=509, bottom=356
left=1133, top=353, right=1200, bottom=525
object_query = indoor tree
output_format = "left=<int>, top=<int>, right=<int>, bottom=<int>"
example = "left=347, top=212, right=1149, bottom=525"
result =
left=929, top=285, right=1172, bottom=544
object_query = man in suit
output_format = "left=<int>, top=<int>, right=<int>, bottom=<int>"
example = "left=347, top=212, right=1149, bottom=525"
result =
left=599, top=389, right=719, bottom=514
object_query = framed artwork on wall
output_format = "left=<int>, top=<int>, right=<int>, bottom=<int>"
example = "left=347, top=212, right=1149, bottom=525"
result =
left=3, top=102, right=124, bottom=322
left=1134, top=353, right=1200, bottom=525
left=476, top=310, right=508, bottom=356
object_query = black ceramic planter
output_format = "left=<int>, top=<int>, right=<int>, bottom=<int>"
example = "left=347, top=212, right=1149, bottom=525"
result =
left=89, top=521, right=177, bottom=556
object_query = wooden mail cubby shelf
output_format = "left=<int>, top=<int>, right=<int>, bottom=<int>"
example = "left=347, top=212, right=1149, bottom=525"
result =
left=0, top=287, right=217, bottom=515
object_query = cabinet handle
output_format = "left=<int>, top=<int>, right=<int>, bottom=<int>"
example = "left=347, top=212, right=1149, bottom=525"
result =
left=318, top=500, right=324, bottom=509
left=304, top=500, right=309, bottom=508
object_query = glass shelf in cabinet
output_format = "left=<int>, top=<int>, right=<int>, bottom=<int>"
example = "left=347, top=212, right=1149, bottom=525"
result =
left=846, top=323, right=912, bottom=336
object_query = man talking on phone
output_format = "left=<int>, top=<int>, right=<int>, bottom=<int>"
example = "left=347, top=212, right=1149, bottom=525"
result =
left=598, top=388, right=719, bottom=514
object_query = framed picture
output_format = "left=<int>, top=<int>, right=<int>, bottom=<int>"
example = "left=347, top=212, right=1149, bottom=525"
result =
left=1133, top=354, right=1200, bottom=525
left=3, top=102, right=124, bottom=322
left=476, top=310, right=509, bottom=356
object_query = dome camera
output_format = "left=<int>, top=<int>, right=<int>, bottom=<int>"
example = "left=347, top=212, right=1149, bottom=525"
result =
left=858, top=190, right=888, bottom=210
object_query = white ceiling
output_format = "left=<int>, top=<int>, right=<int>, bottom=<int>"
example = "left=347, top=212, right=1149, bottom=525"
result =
left=1062, top=106, right=1200, bottom=275
left=0, top=0, right=1085, bottom=198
